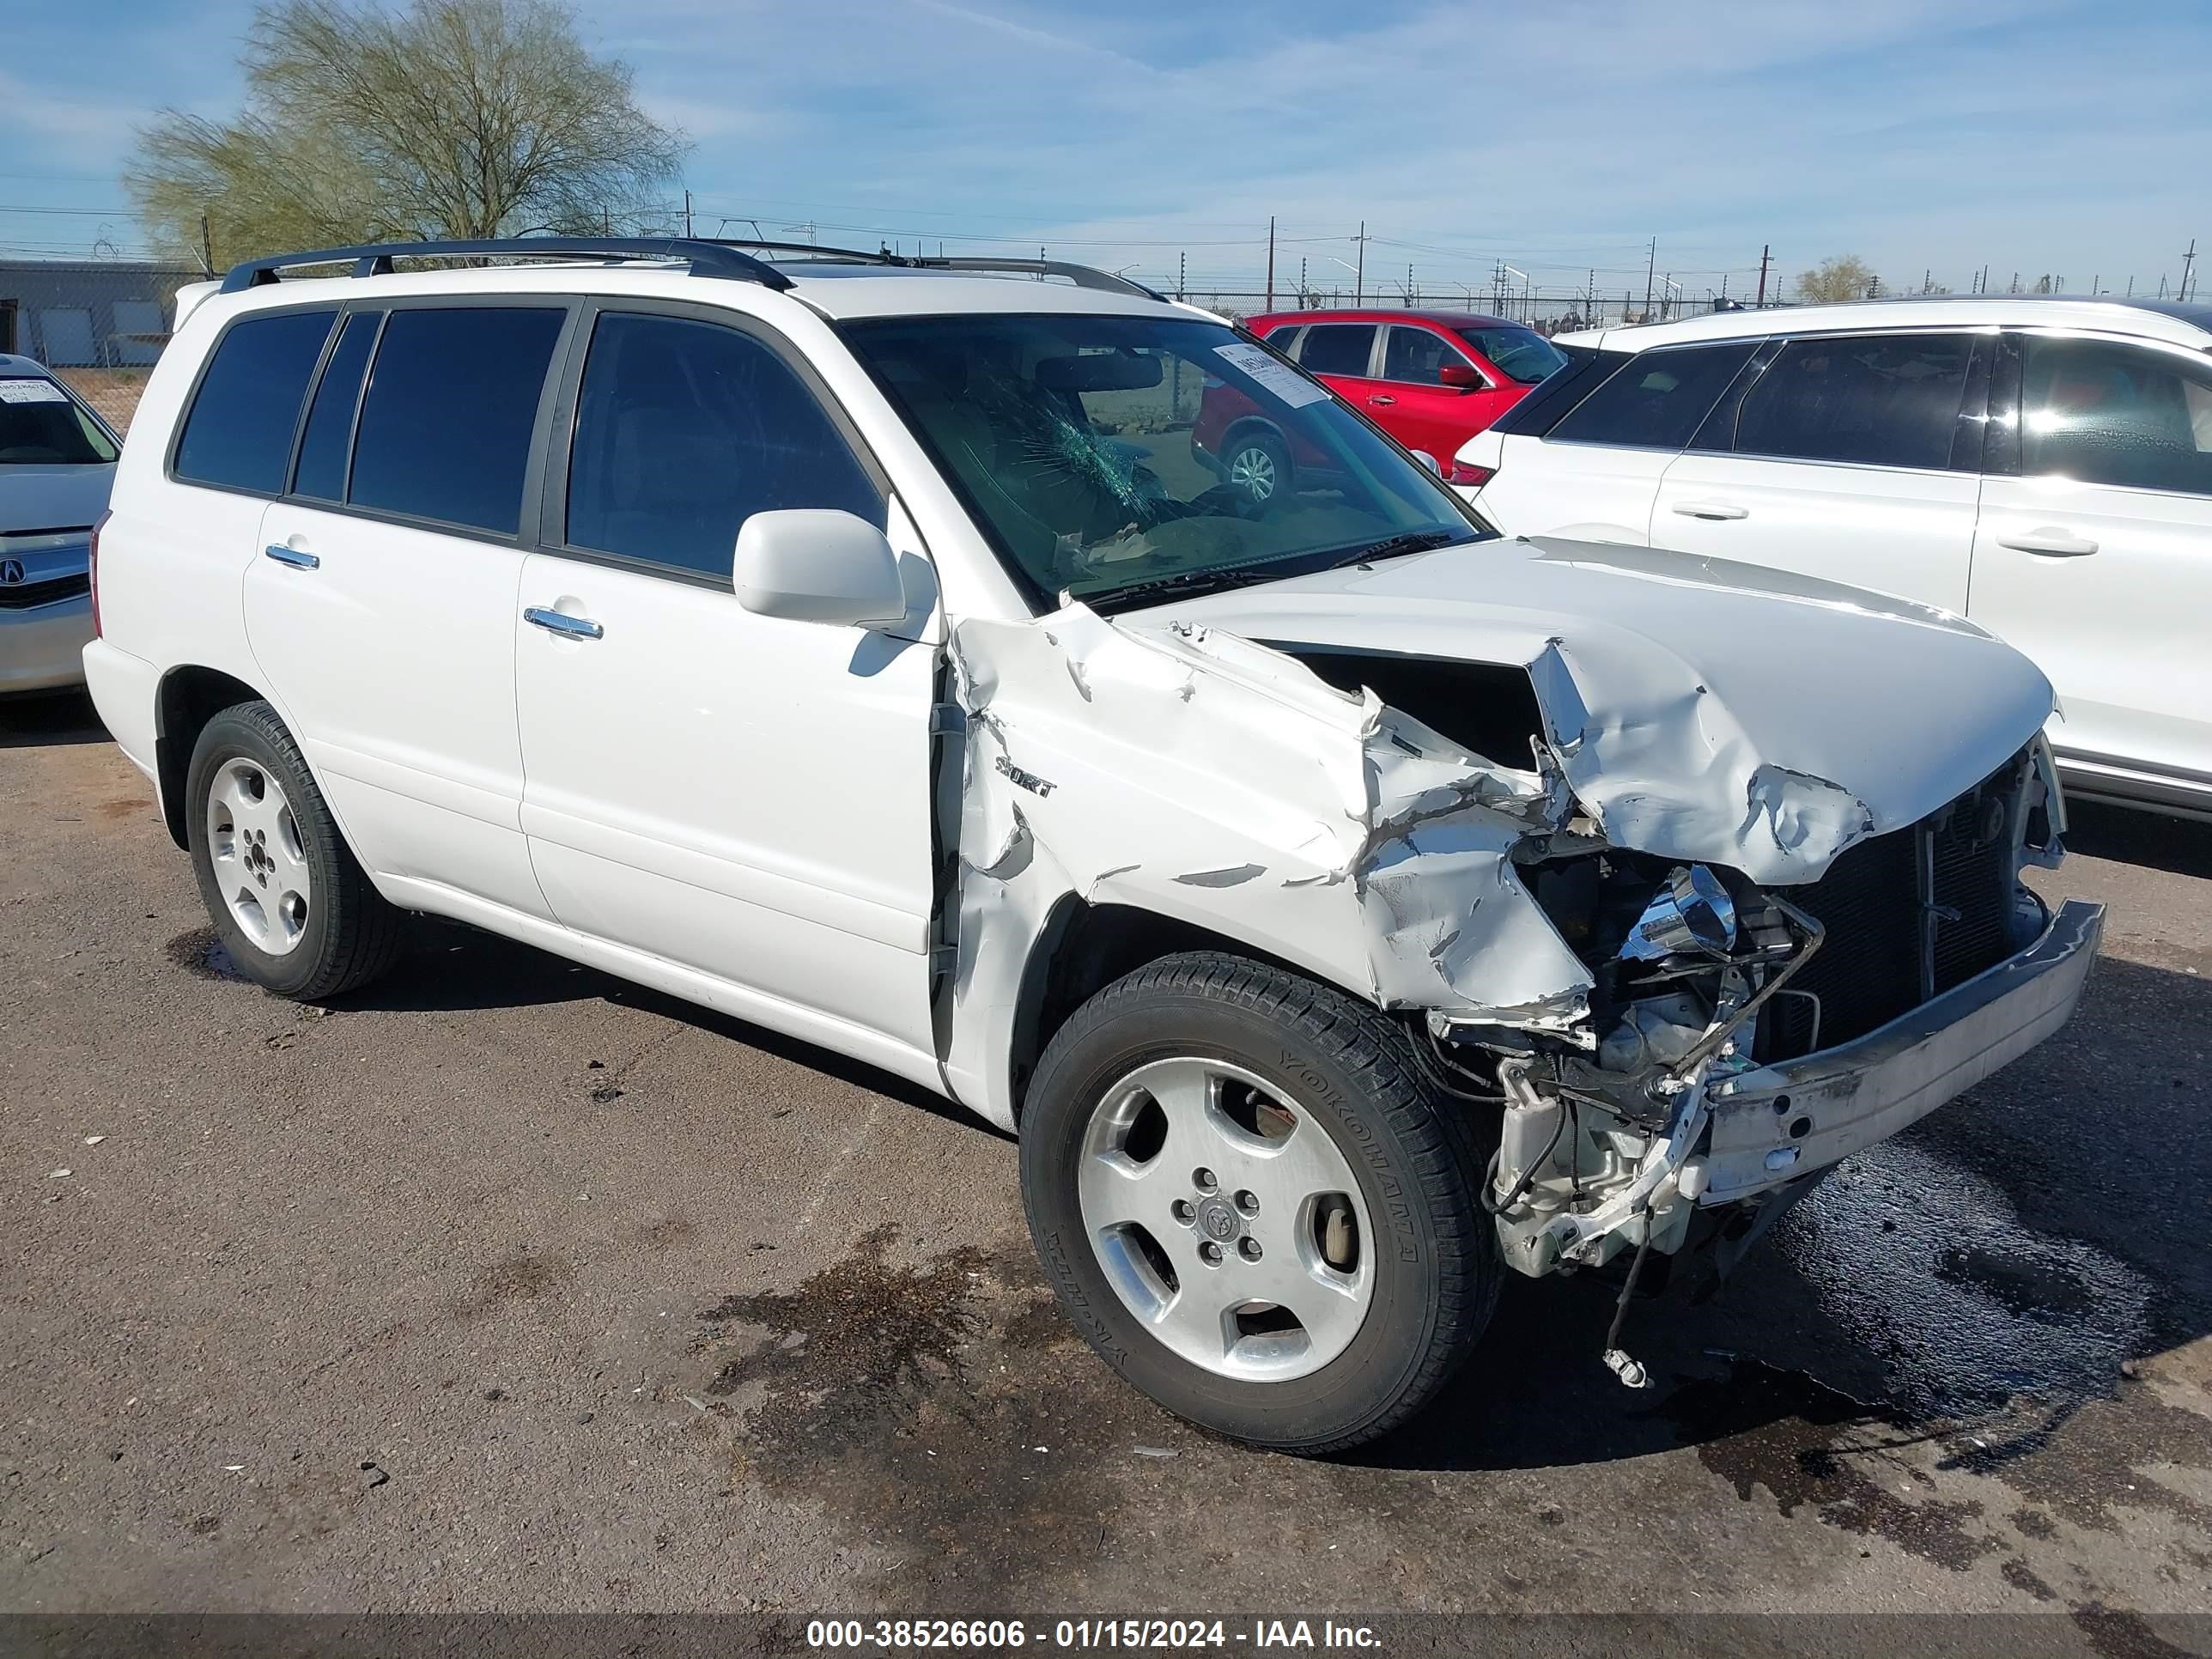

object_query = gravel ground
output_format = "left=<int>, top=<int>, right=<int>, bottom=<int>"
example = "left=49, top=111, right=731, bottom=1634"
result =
left=3, top=689, right=2209, bottom=1644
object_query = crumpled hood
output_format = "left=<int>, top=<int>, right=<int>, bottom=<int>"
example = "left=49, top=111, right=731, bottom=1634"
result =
left=0, top=464, right=113, bottom=536
left=1144, top=535, right=2054, bottom=884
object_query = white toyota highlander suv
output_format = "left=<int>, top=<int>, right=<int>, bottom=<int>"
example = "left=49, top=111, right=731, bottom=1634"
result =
left=85, top=238, right=2101, bottom=1452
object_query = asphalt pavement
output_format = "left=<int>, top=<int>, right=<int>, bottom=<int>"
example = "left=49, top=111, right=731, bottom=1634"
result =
left=3, top=689, right=2209, bottom=1645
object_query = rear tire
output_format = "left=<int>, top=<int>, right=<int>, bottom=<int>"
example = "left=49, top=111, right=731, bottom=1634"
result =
left=185, top=701, right=402, bottom=1000
left=1019, top=951, right=1498, bottom=1454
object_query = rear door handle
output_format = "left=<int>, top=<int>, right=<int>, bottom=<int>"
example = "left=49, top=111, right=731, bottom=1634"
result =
left=1367, top=394, right=1396, bottom=406
left=1997, top=528, right=2099, bottom=557
left=524, top=605, right=604, bottom=641
left=264, top=544, right=319, bottom=569
left=1670, top=501, right=1749, bottom=520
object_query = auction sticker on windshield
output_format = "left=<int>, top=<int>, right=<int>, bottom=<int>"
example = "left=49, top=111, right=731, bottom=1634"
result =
left=1214, top=342, right=1330, bottom=408
left=0, top=379, right=72, bottom=404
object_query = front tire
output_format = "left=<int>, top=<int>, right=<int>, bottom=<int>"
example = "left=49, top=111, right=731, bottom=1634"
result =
left=185, top=701, right=402, bottom=1000
left=1222, top=428, right=1290, bottom=505
left=1019, top=952, right=1497, bottom=1454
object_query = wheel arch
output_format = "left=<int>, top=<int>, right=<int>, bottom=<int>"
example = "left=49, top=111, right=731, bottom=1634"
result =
left=155, top=664, right=271, bottom=849
left=1006, top=896, right=1334, bottom=1129
left=1218, top=416, right=1291, bottom=464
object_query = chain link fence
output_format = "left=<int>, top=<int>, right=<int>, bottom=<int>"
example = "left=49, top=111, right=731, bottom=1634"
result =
left=1, top=260, right=204, bottom=434
left=1169, top=286, right=1779, bottom=333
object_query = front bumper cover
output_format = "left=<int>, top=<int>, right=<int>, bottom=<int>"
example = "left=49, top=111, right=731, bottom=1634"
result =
left=1698, top=896, right=2104, bottom=1203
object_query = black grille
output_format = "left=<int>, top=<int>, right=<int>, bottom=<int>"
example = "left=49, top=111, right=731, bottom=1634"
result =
left=1756, top=754, right=2026, bottom=1061
left=0, top=571, right=90, bottom=610
left=1930, top=763, right=2023, bottom=994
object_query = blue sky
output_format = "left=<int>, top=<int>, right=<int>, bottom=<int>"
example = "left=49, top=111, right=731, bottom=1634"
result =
left=3, top=0, right=2206, bottom=299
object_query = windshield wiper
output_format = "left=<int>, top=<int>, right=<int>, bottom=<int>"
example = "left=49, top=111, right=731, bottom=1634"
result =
left=1085, top=529, right=1475, bottom=616
left=1315, top=527, right=1469, bottom=570
left=1081, top=562, right=1291, bottom=615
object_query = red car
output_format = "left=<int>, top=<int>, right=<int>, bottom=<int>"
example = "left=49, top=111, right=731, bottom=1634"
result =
left=1194, top=308, right=1566, bottom=500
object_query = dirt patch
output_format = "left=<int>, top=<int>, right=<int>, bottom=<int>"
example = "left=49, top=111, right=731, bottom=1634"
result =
left=684, top=1224, right=1176, bottom=1602
left=98, top=796, right=153, bottom=820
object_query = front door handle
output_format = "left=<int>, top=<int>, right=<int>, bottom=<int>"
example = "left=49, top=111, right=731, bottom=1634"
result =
left=524, top=605, right=604, bottom=641
left=1997, top=528, right=2099, bottom=557
left=1367, top=394, right=1397, bottom=406
left=264, top=544, right=319, bottom=570
left=1671, top=501, right=1749, bottom=520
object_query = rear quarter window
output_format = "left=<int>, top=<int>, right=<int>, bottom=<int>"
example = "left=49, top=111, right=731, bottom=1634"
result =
left=173, top=309, right=337, bottom=493
left=1547, top=340, right=1759, bottom=450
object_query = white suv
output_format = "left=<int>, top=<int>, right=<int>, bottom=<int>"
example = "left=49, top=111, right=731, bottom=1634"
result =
left=85, top=239, right=2100, bottom=1451
left=1457, top=296, right=2212, bottom=821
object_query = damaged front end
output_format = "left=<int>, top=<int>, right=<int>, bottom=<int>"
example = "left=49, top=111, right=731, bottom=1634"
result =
left=945, top=587, right=2100, bottom=1345
left=1460, top=729, right=2094, bottom=1279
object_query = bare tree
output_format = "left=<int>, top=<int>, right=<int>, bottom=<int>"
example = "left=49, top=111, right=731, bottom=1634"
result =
left=129, top=0, right=686, bottom=269
left=1796, top=254, right=1881, bottom=305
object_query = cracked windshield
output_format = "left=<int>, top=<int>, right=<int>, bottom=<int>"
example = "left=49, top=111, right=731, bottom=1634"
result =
left=842, top=313, right=1485, bottom=609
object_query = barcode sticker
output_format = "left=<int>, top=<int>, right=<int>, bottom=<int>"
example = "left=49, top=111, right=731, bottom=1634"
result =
left=0, top=378, right=71, bottom=404
left=1212, top=343, right=1330, bottom=409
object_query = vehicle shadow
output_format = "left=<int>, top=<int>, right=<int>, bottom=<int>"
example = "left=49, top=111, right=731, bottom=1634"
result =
left=1354, top=952, right=2211, bottom=1474
left=2064, top=799, right=2210, bottom=879
left=340, top=915, right=989, bottom=1134
left=0, top=688, right=106, bottom=748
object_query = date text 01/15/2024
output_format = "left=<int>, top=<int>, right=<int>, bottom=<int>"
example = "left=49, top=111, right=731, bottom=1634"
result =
left=804, top=1619, right=1382, bottom=1649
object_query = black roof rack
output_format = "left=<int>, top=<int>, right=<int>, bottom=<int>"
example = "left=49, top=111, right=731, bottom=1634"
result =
left=702, top=240, right=1165, bottom=300
left=697, top=237, right=921, bottom=267
left=913, top=257, right=1165, bottom=301
left=217, top=236, right=794, bottom=294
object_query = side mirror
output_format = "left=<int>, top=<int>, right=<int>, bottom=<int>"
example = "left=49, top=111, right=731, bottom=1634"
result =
left=733, top=509, right=908, bottom=628
left=1437, top=363, right=1485, bottom=390
left=1411, top=449, right=1442, bottom=477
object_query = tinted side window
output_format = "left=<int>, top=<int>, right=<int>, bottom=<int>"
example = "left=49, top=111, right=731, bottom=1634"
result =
left=1297, top=324, right=1376, bottom=376
left=290, top=312, right=380, bottom=502
left=565, top=313, right=882, bottom=579
left=1733, top=333, right=1973, bottom=470
left=1383, top=326, right=1474, bottom=386
left=173, top=309, right=336, bottom=492
left=2017, top=335, right=2212, bottom=495
left=1549, top=341, right=1758, bottom=449
left=349, top=307, right=565, bottom=534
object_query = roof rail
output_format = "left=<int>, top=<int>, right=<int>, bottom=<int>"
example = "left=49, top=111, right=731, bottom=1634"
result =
left=217, top=236, right=794, bottom=295
left=913, top=257, right=1165, bottom=300
left=705, top=240, right=1165, bottom=300
left=700, top=238, right=921, bottom=267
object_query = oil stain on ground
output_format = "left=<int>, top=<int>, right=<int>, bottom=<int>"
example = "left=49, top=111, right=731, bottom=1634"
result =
left=686, top=1223, right=1176, bottom=1602
left=455, top=1252, right=576, bottom=1318
left=1655, top=1133, right=2212, bottom=1581
left=165, top=926, right=243, bottom=981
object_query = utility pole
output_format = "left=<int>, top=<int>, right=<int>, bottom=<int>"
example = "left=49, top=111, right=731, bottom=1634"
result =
left=684, top=190, right=693, bottom=238
left=198, top=212, right=214, bottom=277
left=2182, top=238, right=2198, bottom=301
left=1265, top=215, right=1275, bottom=312
left=1755, top=244, right=1771, bottom=307
left=1353, top=221, right=1365, bottom=305
left=2127, top=276, right=2135, bottom=296
left=1644, top=236, right=1656, bottom=319
left=1177, top=250, right=1186, bottom=301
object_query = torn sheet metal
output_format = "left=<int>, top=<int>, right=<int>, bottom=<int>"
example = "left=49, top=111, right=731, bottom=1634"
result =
left=946, top=604, right=1595, bottom=1029
left=1148, top=534, right=2057, bottom=884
